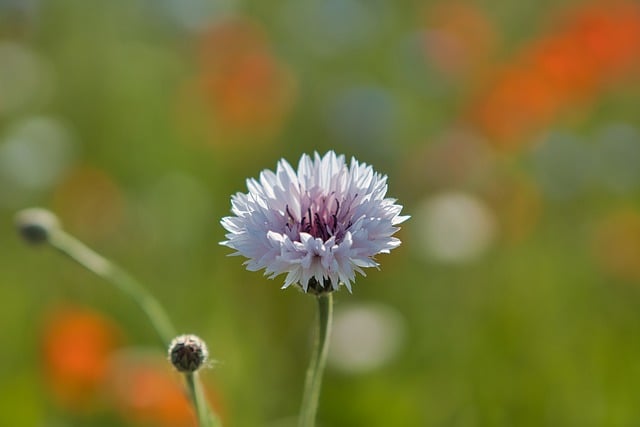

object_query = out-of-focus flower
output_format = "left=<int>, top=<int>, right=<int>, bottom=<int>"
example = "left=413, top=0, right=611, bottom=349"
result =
left=0, top=116, right=75, bottom=207
left=41, top=306, right=122, bottom=412
left=107, top=350, right=214, bottom=427
left=592, top=209, right=640, bottom=282
left=470, top=65, right=562, bottom=148
left=328, top=303, right=405, bottom=373
left=468, top=1, right=640, bottom=149
left=179, top=18, right=296, bottom=144
left=221, top=151, right=408, bottom=293
left=415, top=192, right=496, bottom=263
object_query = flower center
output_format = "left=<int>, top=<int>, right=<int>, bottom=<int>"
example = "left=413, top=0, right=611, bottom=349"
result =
left=284, top=192, right=357, bottom=243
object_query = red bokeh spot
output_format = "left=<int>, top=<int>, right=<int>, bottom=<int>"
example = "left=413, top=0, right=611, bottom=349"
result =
left=41, top=306, right=122, bottom=411
left=467, top=1, right=640, bottom=150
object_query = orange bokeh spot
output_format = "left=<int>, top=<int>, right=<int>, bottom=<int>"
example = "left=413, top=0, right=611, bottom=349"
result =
left=51, top=165, right=125, bottom=241
left=528, top=36, right=596, bottom=102
left=202, top=49, right=295, bottom=130
left=467, top=1, right=640, bottom=150
left=106, top=351, right=223, bottom=427
left=592, top=209, right=640, bottom=282
left=178, top=18, right=296, bottom=146
left=41, top=306, right=122, bottom=411
left=570, top=2, right=640, bottom=77
left=473, top=65, right=563, bottom=147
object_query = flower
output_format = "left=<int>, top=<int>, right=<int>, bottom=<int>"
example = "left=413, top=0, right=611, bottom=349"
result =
left=106, top=350, right=217, bottom=427
left=468, top=1, right=640, bottom=149
left=220, top=151, right=408, bottom=293
left=168, top=334, right=209, bottom=373
left=41, top=305, right=122, bottom=411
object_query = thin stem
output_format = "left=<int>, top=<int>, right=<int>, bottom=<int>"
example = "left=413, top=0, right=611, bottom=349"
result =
left=298, top=293, right=334, bottom=427
left=48, top=228, right=176, bottom=346
left=186, top=372, right=222, bottom=427
left=46, top=227, right=221, bottom=427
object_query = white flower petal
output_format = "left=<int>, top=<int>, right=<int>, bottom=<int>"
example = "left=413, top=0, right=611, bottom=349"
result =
left=220, top=151, right=407, bottom=292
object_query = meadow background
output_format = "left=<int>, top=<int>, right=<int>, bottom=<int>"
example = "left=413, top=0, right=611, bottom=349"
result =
left=1, top=0, right=640, bottom=426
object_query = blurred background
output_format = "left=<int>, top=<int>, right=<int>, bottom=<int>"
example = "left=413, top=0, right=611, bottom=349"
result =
left=1, top=0, right=640, bottom=425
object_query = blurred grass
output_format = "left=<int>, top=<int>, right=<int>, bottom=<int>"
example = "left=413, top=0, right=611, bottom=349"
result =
left=2, top=0, right=640, bottom=426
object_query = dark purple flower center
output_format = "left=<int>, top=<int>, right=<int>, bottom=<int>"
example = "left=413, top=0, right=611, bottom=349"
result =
left=284, top=192, right=358, bottom=243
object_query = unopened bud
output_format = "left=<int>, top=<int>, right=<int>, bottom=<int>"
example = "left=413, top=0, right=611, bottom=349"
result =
left=169, top=334, right=208, bottom=373
left=15, top=208, right=61, bottom=244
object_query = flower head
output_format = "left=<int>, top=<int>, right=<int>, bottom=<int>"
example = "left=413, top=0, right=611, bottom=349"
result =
left=221, top=151, right=408, bottom=293
left=41, top=305, right=122, bottom=411
left=15, top=207, right=61, bottom=244
left=168, top=334, right=209, bottom=373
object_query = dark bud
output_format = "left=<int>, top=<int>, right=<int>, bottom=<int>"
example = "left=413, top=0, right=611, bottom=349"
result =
left=169, top=334, right=209, bottom=373
left=15, top=208, right=61, bottom=244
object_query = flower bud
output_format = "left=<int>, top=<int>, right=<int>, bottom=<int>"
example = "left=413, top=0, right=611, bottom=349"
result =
left=15, top=208, right=61, bottom=244
left=168, top=334, right=208, bottom=373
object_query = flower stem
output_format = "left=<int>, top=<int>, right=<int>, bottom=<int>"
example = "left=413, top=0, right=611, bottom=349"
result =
left=48, top=228, right=176, bottom=346
left=298, top=293, right=334, bottom=427
left=46, top=227, right=220, bottom=427
left=186, top=372, right=222, bottom=427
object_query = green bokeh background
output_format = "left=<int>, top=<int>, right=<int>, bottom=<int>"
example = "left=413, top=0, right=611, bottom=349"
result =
left=2, top=0, right=640, bottom=426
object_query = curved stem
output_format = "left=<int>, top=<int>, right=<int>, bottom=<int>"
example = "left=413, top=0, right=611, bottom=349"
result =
left=298, top=293, right=334, bottom=427
left=49, top=228, right=176, bottom=346
left=46, top=227, right=220, bottom=427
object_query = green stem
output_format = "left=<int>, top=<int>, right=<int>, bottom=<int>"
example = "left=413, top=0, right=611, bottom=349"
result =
left=48, top=228, right=176, bottom=346
left=186, top=372, right=222, bottom=427
left=46, top=227, right=221, bottom=427
left=298, top=293, right=334, bottom=427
